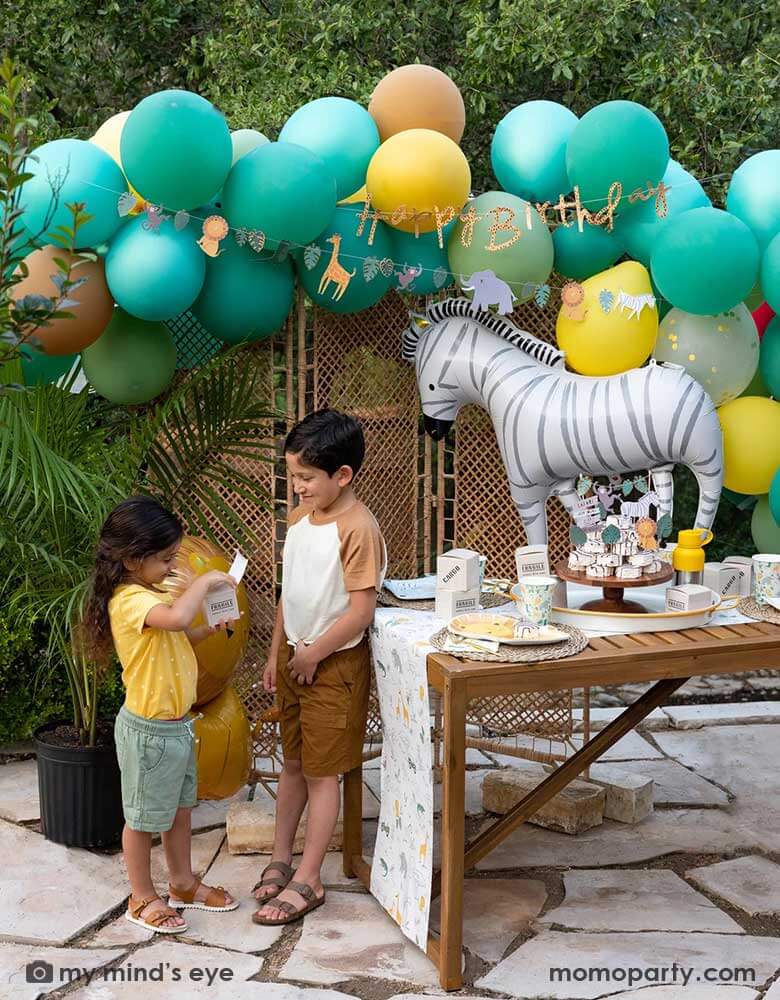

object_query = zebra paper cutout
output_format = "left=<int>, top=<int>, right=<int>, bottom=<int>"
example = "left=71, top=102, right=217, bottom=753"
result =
left=404, top=298, right=723, bottom=545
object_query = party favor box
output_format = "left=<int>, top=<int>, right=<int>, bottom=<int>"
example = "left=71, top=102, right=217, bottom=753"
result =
left=203, top=551, right=247, bottom=627
left=436, top=548, right=481, bottom=592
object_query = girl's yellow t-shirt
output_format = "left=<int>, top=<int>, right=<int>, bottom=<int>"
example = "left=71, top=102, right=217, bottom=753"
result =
left=108, top=583, right=198, bottom=720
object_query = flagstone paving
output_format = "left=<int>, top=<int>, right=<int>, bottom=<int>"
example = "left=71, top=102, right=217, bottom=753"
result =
left=2, top=705, right=779, bottom=1000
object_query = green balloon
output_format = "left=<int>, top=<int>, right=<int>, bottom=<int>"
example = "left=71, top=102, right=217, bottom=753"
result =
left=298, top=205, right=393, bottom=313
left=192, top=242, right=295, bottom=342
left=566, top=101, right=669, bottom=209
left=389, top=226, right=453, bottom=295
left=742, top=364, right=771, bottom=398
left=616, top=159, right=710, bottom=265
left=651, top=208, right=759, bottom=315
left=231, top=129, right=269, bottom=164
left=82, top=309, right=176, bottom=404
left=448, top=191, right=554, bottom=300
left=769, top=468, right=780, bottom=526
left=552, top=222, right=621, bottom=280
left=727, top=150, right=780, bottom=251
left=121, top=90, right=232, bottom=212
left=223, top=141, right=337, bottom=252
left=20, top=347, right=77, bottom=385
left=653, top=304, right=760, bottom=406
left=752, top=495, right=780, bottom=552
left=761, top=231, right=780, bottom=313
left=759, top=316, right=780, bottom=398
left=744, top=279, right=764, bottom=312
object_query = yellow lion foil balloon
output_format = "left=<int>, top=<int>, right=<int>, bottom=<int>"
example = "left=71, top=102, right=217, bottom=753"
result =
left=162, top=536, right=250, bottom=707
left=194, top=684, right=251, bottom=800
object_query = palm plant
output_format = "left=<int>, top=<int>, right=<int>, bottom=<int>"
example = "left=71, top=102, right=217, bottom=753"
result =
left=0, top=352, right=276, bottom=746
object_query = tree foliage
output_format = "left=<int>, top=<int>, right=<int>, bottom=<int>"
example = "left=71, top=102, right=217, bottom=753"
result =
left=3, top=1, right=778, bottom=197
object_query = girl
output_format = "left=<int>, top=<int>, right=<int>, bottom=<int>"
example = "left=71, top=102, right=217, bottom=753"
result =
left=83, top=496, right=239, bottom=933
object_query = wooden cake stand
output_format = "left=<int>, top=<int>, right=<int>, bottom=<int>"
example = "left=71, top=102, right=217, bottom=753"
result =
left=555, top=559, right=674, bottom=614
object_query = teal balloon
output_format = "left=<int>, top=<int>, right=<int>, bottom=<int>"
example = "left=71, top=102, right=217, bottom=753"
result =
left=769, top=468, right=780, bottom=526
left=752, top=495, right=780, bottom=552
left=727, top=150, right=780, bottom=250
left=552, top=223, right=621, bottom=280
left=105, top=215, right=206, bottom=321
left=759, top=315, right=780, bottom=397
left=20, top=139, right=126, bottom=247
left=651, top=207, right=759, bottom=315
left=616, top=159, right=710, bottom=265
left=491, top=101, right=578, bottom=203
left=121, top=90, right=232, bottom=212
left=566, top=101, right=669, bottom=208
left=82, top=309, right=176, bottom=404
left=448, top=191, right=553, bottom=300
left=231, top=129, right=269, bottom=164
left=761, top=231, right=780, bottom=314
left=298, top=205, right=393, bottom=313
left=222, top=141, right=337, bottom=251
left=388, top=225, right=453, bottom=295
left=279, top=97, right=379, bottom=202
left=192, top=243, right=294, bottom=343
left=20, top=346, right=77, bottom=385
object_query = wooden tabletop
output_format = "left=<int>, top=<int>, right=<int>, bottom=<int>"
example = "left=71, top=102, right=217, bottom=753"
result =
left=427, top=620, right=780, bottom=697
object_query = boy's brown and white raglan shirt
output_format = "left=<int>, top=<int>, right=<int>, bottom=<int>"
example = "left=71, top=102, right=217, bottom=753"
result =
left=281, top=500, right=387, bottom=649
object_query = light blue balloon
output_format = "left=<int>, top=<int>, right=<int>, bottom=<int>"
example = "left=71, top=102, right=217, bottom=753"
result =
left=279, top=97, right=379, bottom=201
left=552, top=223, right=622, bottom=280
left=491, top=101, right=577, bottom=203
left=105, top=215, right=206, bottom=321
left=727, top=150, right=780, bottom=250
left=389, top=223, right=454, bottom=295
left=616, top=159, right=710, bottom=265
left=20, top=139, right=127, bottom=247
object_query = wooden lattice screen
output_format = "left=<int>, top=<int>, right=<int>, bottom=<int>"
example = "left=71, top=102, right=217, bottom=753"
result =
left=167, top=283, right=575, bottom=772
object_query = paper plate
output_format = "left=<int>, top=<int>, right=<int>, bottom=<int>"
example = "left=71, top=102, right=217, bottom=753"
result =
left=448, top=613, right=569, bottom=645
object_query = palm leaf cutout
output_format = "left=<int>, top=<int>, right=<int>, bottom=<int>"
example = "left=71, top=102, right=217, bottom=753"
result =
left=433, top=266, right=449, bottom=289
left=656, top=513, right=673, bottom=539
left=303, top=244, right=322, bottom=270
left=576, top=474, right=592, bottom=497
left=234, top=228, right=249, bottom=247
left=363, top=257, right=379, bottom=282
left=117, top=191, right=137, bottom=217
left=379, top=257, right=395, bottom=278
left=599, top=289, right=614, bottom=314
left=634, top=476, right=648, bottom=494
left=601, top=524, right=620, bottom=544
left=622, top=479, right=634, bottom=496
left=174, top=211, right=190, bottom=231
left=248, top=230, right=266, bottom=253
left=570, top=524, right=587, bottom=546
left=534, top=283, right=551, bottom=309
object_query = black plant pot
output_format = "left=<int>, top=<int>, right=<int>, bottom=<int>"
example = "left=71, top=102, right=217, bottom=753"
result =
left=34, top=720, right=124, bottom=848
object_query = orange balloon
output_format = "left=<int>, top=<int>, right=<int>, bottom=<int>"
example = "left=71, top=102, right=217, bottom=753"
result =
left=369, top=64, right=465, bottom=144
left=194, top=684, right=251, bottom=800
left=11, top=245, right=114, bottom=356
left=162, top=536, right=250, bottom=707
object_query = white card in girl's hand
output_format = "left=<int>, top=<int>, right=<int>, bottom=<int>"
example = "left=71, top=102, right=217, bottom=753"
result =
left=229, top=550, right=248, bottom=584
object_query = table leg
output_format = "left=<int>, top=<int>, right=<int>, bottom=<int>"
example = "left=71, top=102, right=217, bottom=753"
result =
left=439, top=678, right=467, bottom=990
left=342, top=764, right=363, bottom=878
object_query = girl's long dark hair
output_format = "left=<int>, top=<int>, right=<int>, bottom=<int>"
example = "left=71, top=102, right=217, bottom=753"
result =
left=81, top=496, right=183, bottom=668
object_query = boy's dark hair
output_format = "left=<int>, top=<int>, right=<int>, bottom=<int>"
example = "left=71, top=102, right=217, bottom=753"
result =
left=284, top=409, right=365, bottom=477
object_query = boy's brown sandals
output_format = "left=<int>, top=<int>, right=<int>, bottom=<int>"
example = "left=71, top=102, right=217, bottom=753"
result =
left=252, top=860, right=294, bottom=901
left=252, top=881, right=325, bottom=926
left=125, top=895, right=189, bottom=934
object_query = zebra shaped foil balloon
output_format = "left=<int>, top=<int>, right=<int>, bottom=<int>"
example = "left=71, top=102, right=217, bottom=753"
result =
left=403, top=298, right=723, bottom=545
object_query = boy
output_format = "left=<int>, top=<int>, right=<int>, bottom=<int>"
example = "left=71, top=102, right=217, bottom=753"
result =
left=252, top=409, right=386, bottom=926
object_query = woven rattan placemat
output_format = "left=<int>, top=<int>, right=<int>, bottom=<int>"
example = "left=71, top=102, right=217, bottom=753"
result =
left=428, top=622, right=588, bottom=662
left=738, top=597, right=780, bottom=625
left=377, top=589, right=509, bottom=611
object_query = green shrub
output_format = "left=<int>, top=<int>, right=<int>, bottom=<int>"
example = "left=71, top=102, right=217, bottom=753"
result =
left=0, top=609, right=64, bottom=745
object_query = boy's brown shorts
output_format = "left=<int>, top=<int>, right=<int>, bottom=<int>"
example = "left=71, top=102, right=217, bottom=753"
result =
left=276, top=636, right=370, bottom=777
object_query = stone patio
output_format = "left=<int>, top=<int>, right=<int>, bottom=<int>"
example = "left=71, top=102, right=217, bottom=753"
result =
left=1, top=699, right=779, bottom=1000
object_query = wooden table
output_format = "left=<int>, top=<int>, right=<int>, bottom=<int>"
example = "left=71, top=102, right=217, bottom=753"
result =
left=342, top=619, right=780, bottom=990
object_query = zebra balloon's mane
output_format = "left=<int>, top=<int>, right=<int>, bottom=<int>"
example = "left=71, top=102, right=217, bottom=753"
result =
left=402, top=298, right=565, bottom=369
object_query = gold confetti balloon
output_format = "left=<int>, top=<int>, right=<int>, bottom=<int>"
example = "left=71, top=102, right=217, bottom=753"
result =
left=653, top=304, right=759, bottom=406
left=193, top=684, right=251, bottom=800
left=162, top=536, right=250, bottom=707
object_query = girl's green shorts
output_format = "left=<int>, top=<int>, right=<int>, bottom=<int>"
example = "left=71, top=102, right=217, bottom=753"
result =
left=114, top=704, right=198, bottom=833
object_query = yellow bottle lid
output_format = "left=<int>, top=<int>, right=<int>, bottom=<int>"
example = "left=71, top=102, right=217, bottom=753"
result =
left=673, top=528, right=713, bottom=572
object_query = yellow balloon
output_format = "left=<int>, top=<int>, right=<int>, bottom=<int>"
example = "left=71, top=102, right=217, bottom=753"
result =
left=194, top=684, right=251, bottom=800
left=556, top=260, right=658, bottom=376
left=366, top=129, right=470, bottom=234
left=90, top=110, right=144, bottom=209
left=161, top=536, right=250, bottom=707
left=718, top=396, right=780, bottom=494
left=339, top=183, right=367, bottom=206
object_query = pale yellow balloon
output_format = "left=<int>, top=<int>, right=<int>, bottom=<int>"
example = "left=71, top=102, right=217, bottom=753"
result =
left=90, top=110, right=144, bottom=207
left=339, top=183, right=367, bottom=205
left=366, top=128, right=470, bottom=234
left=556, top=260, right=659, bottom=376
left=718, top=396, right=780, bottom=495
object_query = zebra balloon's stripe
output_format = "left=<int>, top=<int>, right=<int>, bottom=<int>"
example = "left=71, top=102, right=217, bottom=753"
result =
left=404, top=299, right=723, bottom=545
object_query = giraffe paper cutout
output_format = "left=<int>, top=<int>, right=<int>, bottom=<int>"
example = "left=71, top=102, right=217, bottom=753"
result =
left=318, top=233, right=356, bottom=301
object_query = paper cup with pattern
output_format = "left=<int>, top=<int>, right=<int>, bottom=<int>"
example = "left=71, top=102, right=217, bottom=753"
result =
left=515, top=574, right=557, bottom=625
left=751, top=554, right=780, bottom=605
